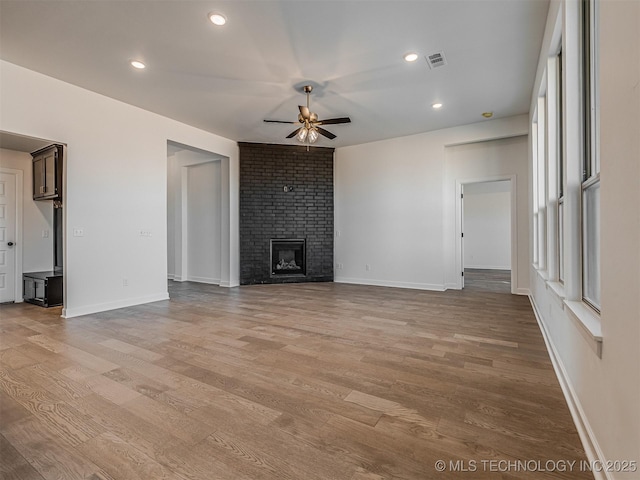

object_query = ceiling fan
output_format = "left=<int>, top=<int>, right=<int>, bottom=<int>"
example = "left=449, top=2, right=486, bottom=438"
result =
left=264, top=85, right=351, bottom=145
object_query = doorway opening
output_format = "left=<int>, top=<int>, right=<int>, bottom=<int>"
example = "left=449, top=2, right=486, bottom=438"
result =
left=0, top=131, right=66, bottom=308
left=166, top=141, right=226, bottom=288
left=458, top=178, right=516, bottom=293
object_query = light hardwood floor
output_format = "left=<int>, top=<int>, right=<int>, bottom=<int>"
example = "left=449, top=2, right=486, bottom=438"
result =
left=1, top=280, right=592, bottom=480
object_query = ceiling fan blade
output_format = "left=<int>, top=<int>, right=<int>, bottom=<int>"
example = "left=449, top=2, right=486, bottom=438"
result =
left=286, top=128, right=302, bottom=139
left=264, top=119, right=297, bottom=124
left=299, top=105, right=311, bottom=120
left=316, top=127, right=337, bottom=140
left=316, top=117, right=351, bottom=125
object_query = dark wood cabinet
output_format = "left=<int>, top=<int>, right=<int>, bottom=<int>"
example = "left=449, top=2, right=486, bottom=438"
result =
left=23, top=271, right=63, bottom=307
left=32, top=144, right=63, bottom=201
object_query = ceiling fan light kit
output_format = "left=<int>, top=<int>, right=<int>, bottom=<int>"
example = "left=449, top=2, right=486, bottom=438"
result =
left=264, top=85, right=351, bottom=147
left=296, top=127, right=308, bottom=142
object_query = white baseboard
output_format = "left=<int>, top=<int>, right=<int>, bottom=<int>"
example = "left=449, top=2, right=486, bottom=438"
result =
left=514, top=287, right=530, bottom=296
left=187, top=276, right=220, bottom=285
left=528, top=296, right=610, bottom=480
left=62, top=292, right=169, bottom=319
left=167, top=274, right=175, bottom=280
left=334, top=276, right=445, bottom=292
left=465, top=265, right=511, bottom=270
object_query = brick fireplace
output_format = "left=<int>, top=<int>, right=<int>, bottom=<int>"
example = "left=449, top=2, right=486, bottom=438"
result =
left=239, top=142, right=334, bottom=285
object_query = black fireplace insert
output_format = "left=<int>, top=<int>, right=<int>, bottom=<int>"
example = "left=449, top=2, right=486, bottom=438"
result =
left=270, top=239, right=306, bottom=276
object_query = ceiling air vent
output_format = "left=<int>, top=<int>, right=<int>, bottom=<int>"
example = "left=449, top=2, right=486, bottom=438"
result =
left=425, top=51, right=447, bottom=69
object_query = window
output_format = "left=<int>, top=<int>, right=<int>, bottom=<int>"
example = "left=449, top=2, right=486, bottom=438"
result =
left=537, top=97, right=547, bottom=271
left=557, top=50, right=565, bottom=283
left=532, top=122, right=539, bottom=266
left=581, top=0, right=600, bottom=311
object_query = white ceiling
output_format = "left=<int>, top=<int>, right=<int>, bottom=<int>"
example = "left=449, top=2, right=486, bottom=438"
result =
left=0, top=0, right=548, bottom=149
left=0, top=131, right=55, bottom=153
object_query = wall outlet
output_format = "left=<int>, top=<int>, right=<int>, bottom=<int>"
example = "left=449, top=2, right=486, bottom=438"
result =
left=336, top=263, right=344, bottom=270
left=365, top=264, right=371, bottom=271
left=139, top=230, right=152, bottom=237
left=335, top=230, right=341, bottom=237
left=122, top=278, right=128, bottom=287
left=42, top=229, right=49, bottom=238
left=73, top=227, right=84, bottom=237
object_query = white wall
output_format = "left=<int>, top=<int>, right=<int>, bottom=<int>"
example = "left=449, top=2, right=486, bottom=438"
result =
left=0, top=60, right=240, bottom=317
left=188, top=161, right=221, bottom=283
left=463, top=180, right=511, bottom=270
left=0, top=148, right=53, bottom=272
left=528, top=1, right=640, bottom=478
left=335, top=117, right=528, bottom=292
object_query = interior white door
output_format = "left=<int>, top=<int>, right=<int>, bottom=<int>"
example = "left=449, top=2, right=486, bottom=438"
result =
left=0, top=172, right=17, bottom=302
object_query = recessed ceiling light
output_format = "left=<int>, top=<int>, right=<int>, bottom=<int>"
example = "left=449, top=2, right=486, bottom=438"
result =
left=482, top=112, right=493, bottom=118
left=432, top=103, right=443, bottom=109
left=403, top=52, right=419, bottom=62
left=209, top=12, right=227, bottom=26
left=130, top=60, right=146, bottom=69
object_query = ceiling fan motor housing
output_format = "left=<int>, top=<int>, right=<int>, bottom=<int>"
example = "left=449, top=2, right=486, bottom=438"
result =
left=263, top=83, right=350, bottom=142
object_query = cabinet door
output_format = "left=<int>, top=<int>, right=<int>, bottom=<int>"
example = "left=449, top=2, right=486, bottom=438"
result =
left=33, top=156, right=45, bottom=198
left=23, top=277, right=35, bottom=300
left=43, top=149, right=57, bottom=196
left=34, top=279, right=46, bottom=301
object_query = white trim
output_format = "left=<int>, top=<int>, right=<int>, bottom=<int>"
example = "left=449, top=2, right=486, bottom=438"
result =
left=167, top=273, right=175, bottom=280
left=187, top=276, right=220, bottom=285
left=545, top=280, right=566, bottom=309
left=564, top=300, right=603, bottom=357
left=456, top=174, right=518, bottom=294
left=529, top=295, right=610, bottom=480
left=0, top=167, right=24, bottom=303
left=464, top=265, right=511, bottom=270
left=62, top=292, right=169, bottom=318
left=334, top=276, right=445, bottom=292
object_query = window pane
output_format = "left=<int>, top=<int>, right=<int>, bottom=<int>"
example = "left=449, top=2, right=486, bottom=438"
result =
left=559, top=200, right=564, bottom=283
left=582, top=0, right=592, bottom=181
left=533, top=213, right=538, bottom=264
left=583, top=181, right=600, bottom=310
left=558, top=51, right=564, bottom=198
left=538, top=208, right=547, bottom=270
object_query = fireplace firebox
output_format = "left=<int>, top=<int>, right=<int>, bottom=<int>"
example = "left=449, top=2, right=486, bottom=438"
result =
left=271, top=239, right=306, bottom=277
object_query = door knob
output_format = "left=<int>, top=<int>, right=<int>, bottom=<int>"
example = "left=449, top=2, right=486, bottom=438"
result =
left=7, top=242, right=14, bottom=247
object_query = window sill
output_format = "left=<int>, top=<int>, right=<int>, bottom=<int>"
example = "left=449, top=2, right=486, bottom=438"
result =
left=536, top=269, right=549, bottom=281
left=546, top=281, right=565, bottom=307
left=564, top=300, right=603, bottom=358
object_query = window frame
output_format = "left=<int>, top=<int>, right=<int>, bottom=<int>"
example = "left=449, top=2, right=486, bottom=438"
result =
left=580, top=0, right=600, bottom=312
left=557, top=50, right=565, bottom=284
